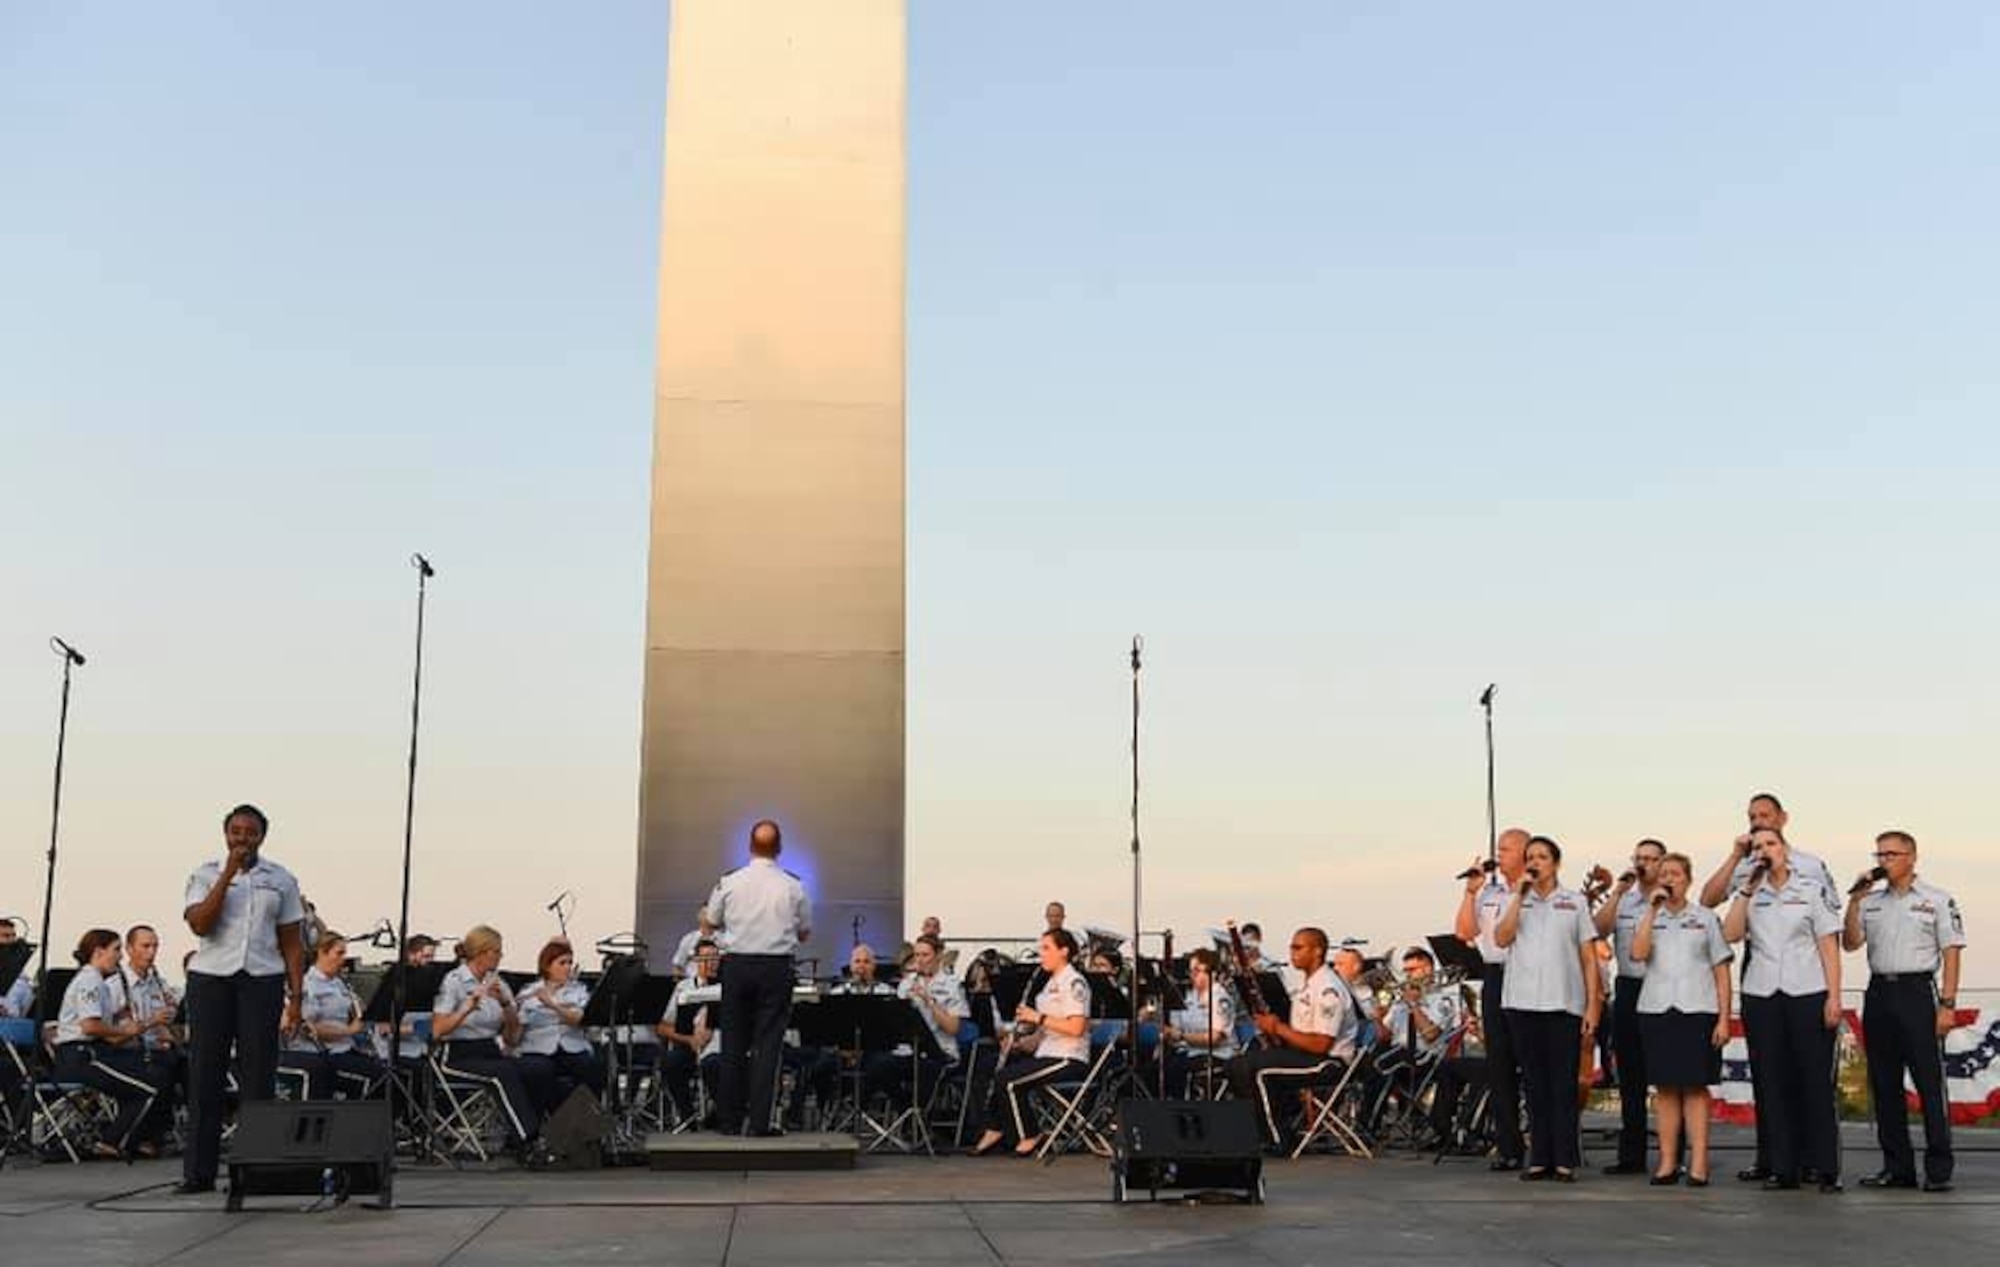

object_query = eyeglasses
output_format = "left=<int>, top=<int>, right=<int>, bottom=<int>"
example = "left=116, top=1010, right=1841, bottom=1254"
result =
left=1871, top=851, right=1911, bottom=860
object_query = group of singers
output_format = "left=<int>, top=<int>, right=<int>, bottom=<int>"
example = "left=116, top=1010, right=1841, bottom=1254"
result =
left=1455, top=793, right=1965, bottom=1193
left=2, top=794, right=1969, bottom=1202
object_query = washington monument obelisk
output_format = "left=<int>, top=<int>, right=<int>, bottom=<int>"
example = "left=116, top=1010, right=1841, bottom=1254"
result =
left=636, top=0, right=906, bottom=963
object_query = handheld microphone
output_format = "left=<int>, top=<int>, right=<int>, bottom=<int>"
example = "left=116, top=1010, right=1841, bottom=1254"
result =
left=50, top=637, right=85, bottom=666
left=1456, top=859, right=1498, bottom=881
left=412, top=553, right=436, bottom=578
left=1848, top=866, right=1887, bottom=896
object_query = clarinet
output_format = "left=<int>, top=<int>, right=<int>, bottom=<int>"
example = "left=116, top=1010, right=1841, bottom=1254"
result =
left=1226, top=921, right=1278, bottom=1049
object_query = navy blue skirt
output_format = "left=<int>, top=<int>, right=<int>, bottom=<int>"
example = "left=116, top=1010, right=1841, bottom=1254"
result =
left=1640, top=1009, right=1722, bottom=1088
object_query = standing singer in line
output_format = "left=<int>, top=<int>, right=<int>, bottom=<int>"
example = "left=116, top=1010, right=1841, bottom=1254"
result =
left=706, top=819, right=811, bottom=1136
left=178, top=803, right=305, bottom=1195
left=1845, top=830, right=1965, bottom=1193
left=1494, top=836, right=1601, bottom=1184
left=1589, top=839, right=1666, bottom=1175
left=1454, top=827, right=1530, bottom=1171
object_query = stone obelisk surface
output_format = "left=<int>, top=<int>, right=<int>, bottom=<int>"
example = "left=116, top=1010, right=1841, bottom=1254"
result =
left=637, top=0, right=906, bottom=962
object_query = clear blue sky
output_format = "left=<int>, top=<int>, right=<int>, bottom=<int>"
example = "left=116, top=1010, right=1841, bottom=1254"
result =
left=3, top=3, right=1995, bottom=984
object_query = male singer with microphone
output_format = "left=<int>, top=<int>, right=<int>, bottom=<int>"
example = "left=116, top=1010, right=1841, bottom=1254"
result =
left=706, top=820, right=811, bottom=1135
left=178, top=804, right=305, bottom=1194
left=1843, top=830, right=1965, bottom=1192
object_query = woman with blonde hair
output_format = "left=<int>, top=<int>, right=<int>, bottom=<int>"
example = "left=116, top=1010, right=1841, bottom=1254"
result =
left=432, top=925, right=540, bottom=1158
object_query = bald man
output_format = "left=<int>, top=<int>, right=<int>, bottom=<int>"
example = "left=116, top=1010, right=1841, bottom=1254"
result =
left=706, top=820, right=812, bottom=1136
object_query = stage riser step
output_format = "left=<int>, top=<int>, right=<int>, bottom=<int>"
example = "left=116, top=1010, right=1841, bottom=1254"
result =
left=644, top=1132, right=858, bottom=1172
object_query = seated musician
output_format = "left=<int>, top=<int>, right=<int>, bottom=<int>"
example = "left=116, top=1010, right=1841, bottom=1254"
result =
left=658, top=938, right=722, bottom=1124
left=1373, top=946, right=1459, bottom=1066
left=1363, top=946, right=1461, bottom=1134
left=832, top=943, right=896, bottom=995
left=117, top=923, right=186, bottom=1130
left=1332, top=946, right=1383, bottom=1057
left=971, top=928, right=1091, bottom=1157
left=515, top=939, right=605, bottom=1116
left=53, top=929, right=176, bottom=1158
left=279, top=931, right=382, bottom=1100
left=0, top=924, right=31, bottom=1019
left=866, top=933, right=970, bottom=1105
left=431, top=925, right=543, bottom=1159
left=1226, top=926, right=1355, bottom=1147
left=1162, top=948, right=1238, bottom=1098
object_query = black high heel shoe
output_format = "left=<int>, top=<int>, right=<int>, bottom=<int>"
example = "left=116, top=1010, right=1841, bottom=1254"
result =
left=1649, top=1170, right=1681, bottom=1186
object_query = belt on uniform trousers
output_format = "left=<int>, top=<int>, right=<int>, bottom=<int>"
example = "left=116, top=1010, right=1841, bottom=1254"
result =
left=1867, top=973, right=1937, bottom=986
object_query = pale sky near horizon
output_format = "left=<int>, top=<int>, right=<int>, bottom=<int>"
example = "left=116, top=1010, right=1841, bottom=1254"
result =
left=3, top=3, right=1996, bottom=989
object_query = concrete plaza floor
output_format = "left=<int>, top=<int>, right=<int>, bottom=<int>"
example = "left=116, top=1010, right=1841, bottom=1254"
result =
left=2, top=1124, right=1994, bottom=1266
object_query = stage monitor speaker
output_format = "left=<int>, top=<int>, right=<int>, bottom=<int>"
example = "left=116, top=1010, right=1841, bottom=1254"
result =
left=226, top=1100, right=394, bottom=1210
left=541, top=1086, right=608, bottom=1170
left=1111, top=1099, right=1264, bottom=1203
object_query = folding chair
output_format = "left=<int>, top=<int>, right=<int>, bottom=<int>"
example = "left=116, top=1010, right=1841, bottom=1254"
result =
left=1, top=1019, right=111, bottom=1164
left=421, top=1022, right=508, bottom=1163
left=1290, top=1052, right=1375, bottom=1159
left=1035, top=1023, right=1125, bottom=1162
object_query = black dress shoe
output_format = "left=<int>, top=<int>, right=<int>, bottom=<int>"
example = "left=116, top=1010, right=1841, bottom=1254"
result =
left=1649, top=1170, right=1682, bottom=1186
left=1818, top=1177, right=1843, bottom=1194
left=1552, top=1169, right=1576, bottom=1184
left=1859, top=1171, right=1917, bottom=1190
left=749, top=1125, right=787, bottom=1138
left=1490, top=1157, right=1524, bottom=1172
left=1521, top=1167, right=1550, bottom=1182
left=1923, top=1178, right=1954, bottom=1193
left=172, top=1180, right=215, bottom=1195
left=1603, top=1161, right=1647, bottom=1176
left=1737, top=1164, right=1772, bottom=1182
left=1687, top=1173, right=1711, bottom=1188
left=1762, top=1176, right=1801, bottom=1191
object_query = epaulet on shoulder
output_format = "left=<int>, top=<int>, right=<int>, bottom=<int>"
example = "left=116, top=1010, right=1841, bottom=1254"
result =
left=782, top=868, right=802, bottom=881
left=722, top=864, right=748, bottom=878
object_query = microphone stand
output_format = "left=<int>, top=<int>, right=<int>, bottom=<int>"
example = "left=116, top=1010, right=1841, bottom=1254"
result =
left=1126, top=635, right=1143, bottom=1101
left=33, top=639, right=85, bottom=1060
left=386, top=554, right=432, bottom=1203
left=1479, top=685, right=1497, bottom=865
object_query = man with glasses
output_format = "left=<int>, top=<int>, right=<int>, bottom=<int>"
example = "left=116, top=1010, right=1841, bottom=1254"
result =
left=1843, top=830, right=1965, bottom=1193
left=1592, top=840, right=1667, bottom=1174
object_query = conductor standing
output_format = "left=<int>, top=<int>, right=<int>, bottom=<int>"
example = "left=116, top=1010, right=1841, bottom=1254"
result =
left=707, top=819, right=811, bottom=1135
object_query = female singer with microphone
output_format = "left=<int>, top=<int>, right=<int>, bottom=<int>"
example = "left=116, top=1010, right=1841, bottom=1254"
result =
left=1723, top=828, right=1844, bottom=1192
left=1494, top=836, right=1602, bottom=1183
left=432, top=925, right=542, bottom=1160
left=1631, top=853, right=1732, bottom=1185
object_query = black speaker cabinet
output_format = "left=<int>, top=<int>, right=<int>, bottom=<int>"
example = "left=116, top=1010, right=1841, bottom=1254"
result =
left=1111, top=1099, right=1264, bottom=1203
left=541, top=1086, right=608, bottom=1170
left=226, top=1100, right=394, bottom=1210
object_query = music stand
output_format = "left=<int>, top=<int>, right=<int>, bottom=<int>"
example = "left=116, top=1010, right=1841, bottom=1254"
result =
left=1427, top=933, right=1486, bottom=983
left=361, top=963, right=453, bottom=1026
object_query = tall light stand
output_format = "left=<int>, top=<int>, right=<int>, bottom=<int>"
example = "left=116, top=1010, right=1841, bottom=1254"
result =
left=33, top=638, right=86, bottom=1042
left=1127, top=635, right=1143, bottom=1098
left=385, top=554, right=433, bottom=1200
left=1480, top=684, right=1497, bottom=865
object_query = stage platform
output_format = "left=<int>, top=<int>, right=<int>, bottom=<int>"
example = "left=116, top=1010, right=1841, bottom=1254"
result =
left=5, top=1123, right=1997, bottom=1266
left=646, top=1130, right=858, bottom=1171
